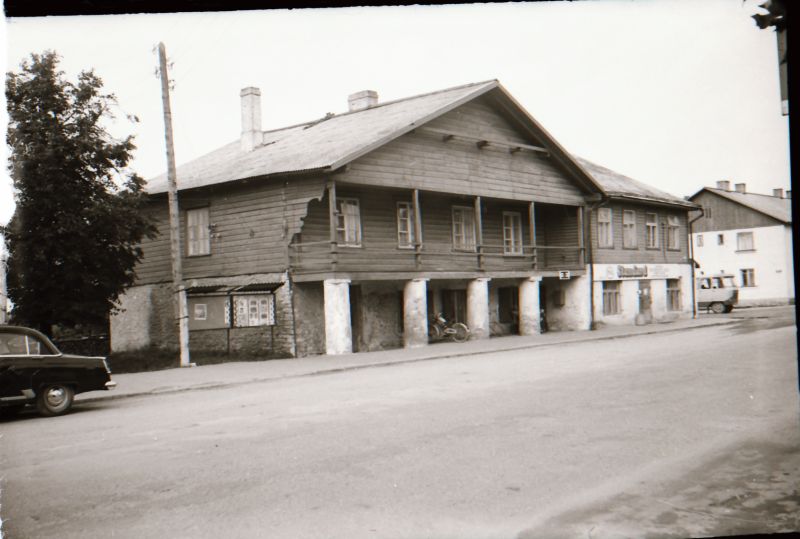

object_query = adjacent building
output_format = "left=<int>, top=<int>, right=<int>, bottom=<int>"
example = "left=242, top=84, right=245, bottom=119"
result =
left=111, top=80, right=697, bottom=358
left=689, top=181, right=794, bottom=306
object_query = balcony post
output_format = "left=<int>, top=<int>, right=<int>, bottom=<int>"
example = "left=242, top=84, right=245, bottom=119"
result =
left=327, top=179, right=338, bottom=270
left=578, top=205, right=585, bottom=267
left=474, top=196, right=483, bottom=269
left=529, top=201, right=537, bottom=269
left=413, top=189, right=423, bottom=269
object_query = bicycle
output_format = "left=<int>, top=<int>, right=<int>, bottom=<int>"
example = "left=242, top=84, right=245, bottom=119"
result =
left=429, top=313, right=470, bottom=343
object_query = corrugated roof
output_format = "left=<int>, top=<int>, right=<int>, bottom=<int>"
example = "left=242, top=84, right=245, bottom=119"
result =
left=701, top=187, right=792, bottom=223
left=146, top=80, right=499, bottom=194
left=575, top=157, right=696, bottom=208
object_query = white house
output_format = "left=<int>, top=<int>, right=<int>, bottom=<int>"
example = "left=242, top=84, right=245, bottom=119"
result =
left=689, top=181, right=794, bottom=306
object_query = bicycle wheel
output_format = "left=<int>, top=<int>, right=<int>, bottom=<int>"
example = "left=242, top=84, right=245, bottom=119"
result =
left=429, top=324, right=443, bottom=341
left=450, top=322, right=470, bottom=343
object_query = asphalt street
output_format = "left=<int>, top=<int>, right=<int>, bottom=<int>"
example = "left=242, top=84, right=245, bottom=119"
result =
left=1, top=311, right=797, bottom=539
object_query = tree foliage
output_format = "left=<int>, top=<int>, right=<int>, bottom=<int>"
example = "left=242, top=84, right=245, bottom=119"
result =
left=3, top=51, right=155, bottom=334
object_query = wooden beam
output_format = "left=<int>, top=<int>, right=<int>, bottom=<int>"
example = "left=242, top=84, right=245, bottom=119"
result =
left=413, top=188, right=423, bottom=268
left=474, top=196, right=483, bottom=269
left=327, top=179, right=338, bottom=270
left=577, top=205, right=585, bottom=266
left=529, top=201, right=537, bottom=270
left=419, top=126, right=548, bottom=154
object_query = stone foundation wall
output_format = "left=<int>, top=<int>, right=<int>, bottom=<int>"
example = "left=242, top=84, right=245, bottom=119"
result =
left=356, top=282, right=403, bottom=352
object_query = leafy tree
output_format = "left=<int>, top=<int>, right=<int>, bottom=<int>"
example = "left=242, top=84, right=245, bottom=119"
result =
left=3, top=51, right=155, bottom=334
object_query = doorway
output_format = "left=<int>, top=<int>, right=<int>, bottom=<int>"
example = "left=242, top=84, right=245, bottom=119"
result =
left=638, top=280, right=652, bottom=321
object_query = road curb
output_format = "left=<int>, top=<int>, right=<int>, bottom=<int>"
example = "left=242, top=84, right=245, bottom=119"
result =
left=78, top=319, right=738, bottom=404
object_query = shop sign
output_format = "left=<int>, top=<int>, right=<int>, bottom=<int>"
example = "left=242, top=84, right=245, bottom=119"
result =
left=617, top=265, right=648, bottom=279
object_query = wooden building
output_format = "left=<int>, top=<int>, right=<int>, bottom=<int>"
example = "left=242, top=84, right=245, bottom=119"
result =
left=110, top=81, right=697, bottom=358
left=689, top=181, right=793, bottom=306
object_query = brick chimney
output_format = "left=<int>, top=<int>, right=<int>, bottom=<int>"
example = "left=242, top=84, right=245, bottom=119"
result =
left=734, top=183, right=746, bottom=193
left=348, top=90, right=378, bottom=112
left=716, top=180, right=731, bottom=191
left=240, top=87, right=263, bottom=152
left=773, top=188, right=784, bottom=198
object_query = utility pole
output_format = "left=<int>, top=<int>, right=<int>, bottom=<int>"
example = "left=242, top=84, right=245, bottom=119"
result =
left=158, top=42, right=192, bottom=367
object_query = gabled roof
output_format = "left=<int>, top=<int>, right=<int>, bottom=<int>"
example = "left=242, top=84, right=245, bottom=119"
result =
left=576, top=158, right=697, bottom=209
left=690, top=187, right=792, bottom=223
left=146, top=80, right=604, bottom=195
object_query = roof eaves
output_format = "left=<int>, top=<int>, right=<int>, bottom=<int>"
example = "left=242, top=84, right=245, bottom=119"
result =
left=694, top=188, right=791, bottom=223
left=607, top=193, right=699, bottom=210
left=328, top=80, right=500, bottom=172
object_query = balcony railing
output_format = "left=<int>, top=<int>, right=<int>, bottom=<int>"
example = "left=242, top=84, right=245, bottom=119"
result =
left=288, top=241, right=584, bottom=274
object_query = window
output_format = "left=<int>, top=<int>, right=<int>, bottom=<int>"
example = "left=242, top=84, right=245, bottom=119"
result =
left=646, top=213, right=659, bottom=249
left=623, top=210, right=637, bottom=248
left=597, top=208, right=613, bottom=248
left=602, top=281, right=621, bottom=315
left=336, top=198, right=361, bottom=246
left=193, top=303, right=208, bottom=321
left=503, top=212, right=523, bottom=255
left=187, top=207, right=210, bottom=256
left=696, top=234, right=704, bottom=247
left=736, top=232, right=755, bottom=251
left=452, top=206, right=476, bottom=251
left=740, top=268, right=756, bottom=287
left=233, top=295, right=275, bottom=327
left=704, top=206, right=712, bottom=219
left=666, top=215, right=680, bottom=250
left=396, top=202, right=416, bottom=249
left=666, top=279, right=681, bottom=311
left=717, top=233, right=725, bottom=245
left=0, top=333, right=49, bottom=355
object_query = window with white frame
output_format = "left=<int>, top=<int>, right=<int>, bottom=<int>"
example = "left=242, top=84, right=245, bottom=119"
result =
left=717, top=233, right=724, bottom=245
left=740, top=268, right=756, bottom=287
left=666, top=215, right=680, bottom=250
left=187, top=207, right=210, bottom=256
left=597, top=208, right=613, bottom=248
left=502, top=211, right=523, bottom=255
left=646, top=213, right=659, bottom=248
left=397, top=202, right=416, bottom=249
left=623, top=210, right=637, bottom=248
left=736, top=231, right=754, bottom=251
left=233, top=294, right=275, bottom=327
left=666, top=279, right=681, bottom=311
left=336, top=198, right=361, bottom=246
left=451, top=206, right=476, bottom=251
left=696, top=234, right=704, bottom=247
left=602, top=281, right=621, bottom=315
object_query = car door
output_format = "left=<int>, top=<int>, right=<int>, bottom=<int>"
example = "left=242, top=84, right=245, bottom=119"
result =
left=0, top=331, right=35, bottom=400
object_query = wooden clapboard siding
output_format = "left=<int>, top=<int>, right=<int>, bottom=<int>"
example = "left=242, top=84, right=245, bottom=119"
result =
left=295, top=186, right=582, bottom=273
left=134, top=175, right=326, bottom=284
left=690, top=191, right=784, bottom=232
left=590, top=201, right=689, bottom=265
left=338, top=97, right=586, bottom=206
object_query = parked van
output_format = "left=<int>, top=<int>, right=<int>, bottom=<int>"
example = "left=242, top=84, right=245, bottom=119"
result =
left=696, top=274, right=738, bottom=314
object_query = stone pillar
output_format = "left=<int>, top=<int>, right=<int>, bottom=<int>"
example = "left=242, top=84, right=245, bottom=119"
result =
left=403, top=278, right=429, bottom=348
left=518, top=277, right=542, bottom=336
left=324, top=279, right=352, bottom=355
left=467, top=278, right=490, bottom=340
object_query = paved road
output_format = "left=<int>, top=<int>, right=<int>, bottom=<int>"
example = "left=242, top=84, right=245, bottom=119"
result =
left=1, top=316, right=797, bottom=538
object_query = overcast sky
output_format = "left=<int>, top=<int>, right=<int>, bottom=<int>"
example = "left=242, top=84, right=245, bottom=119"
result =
left=1, top=0, right=791, bottom=227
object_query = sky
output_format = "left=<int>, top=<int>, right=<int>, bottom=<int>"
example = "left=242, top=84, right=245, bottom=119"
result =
left=0, top=0, right=792, bottom=228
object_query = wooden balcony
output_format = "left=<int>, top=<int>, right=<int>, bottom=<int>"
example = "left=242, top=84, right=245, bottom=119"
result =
left=288, top=241, right=585, bottom=275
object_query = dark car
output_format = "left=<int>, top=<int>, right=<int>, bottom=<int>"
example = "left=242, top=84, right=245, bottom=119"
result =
left=0, top=325, right=117, bottom=417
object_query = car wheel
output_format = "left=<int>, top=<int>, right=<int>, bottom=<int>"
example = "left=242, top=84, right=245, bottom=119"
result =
left=709, top=302, right=726, bottom=314
left=36, top=384, right=75, bottom=416
left=723, top=305, right=734, bottom=313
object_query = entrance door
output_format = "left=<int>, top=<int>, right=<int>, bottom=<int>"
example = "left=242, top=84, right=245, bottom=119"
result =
left=638, top=280, right=652, bottom=320
left=443, top=289, right=467, bottom=324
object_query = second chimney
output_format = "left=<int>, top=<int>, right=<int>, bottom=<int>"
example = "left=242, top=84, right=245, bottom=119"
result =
left=716, top=180, right=731, bottom=191
left=773, top=188, right=784, bottom=198
left=240, top=87, right=262, bottom=152
left=348, top=90, right=378, bottom=112
left=735, top=183, right=746, bottom=193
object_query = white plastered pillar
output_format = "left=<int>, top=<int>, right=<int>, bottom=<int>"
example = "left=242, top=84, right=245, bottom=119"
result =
left=467, top=277, right=491, bottom=340
left=403, top=278, right=429, bottom=348
left=518, top=276, right=542, bottom=336
left=324, top=279, right=352, bottom=355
